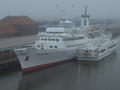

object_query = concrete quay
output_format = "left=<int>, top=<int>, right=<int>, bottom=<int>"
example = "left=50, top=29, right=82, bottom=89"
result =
left=0, top=35, right=36, bottom=70
left=0, top=35, right=36, bottom=49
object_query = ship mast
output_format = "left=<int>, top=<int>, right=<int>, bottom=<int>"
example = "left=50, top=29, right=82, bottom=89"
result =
left=60, top=8, right=65, bottom=21
left=81, top=6, right=90, bottom=27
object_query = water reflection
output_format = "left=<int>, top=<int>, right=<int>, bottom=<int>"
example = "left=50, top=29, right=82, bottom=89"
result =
left=19, top=61, right=78, bottom=90
left=0, top=70, right=22, bottom=90
left=18, top=52, right=120, bottom=90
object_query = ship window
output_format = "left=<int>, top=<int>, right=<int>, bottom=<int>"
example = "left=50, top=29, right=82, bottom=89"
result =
left=54, top=46, right=58, bottom=48
left=37, top=45, right=40, bottom=48
left=50, top=46, right=53, bottom=48
left=45, top=38, right=47, bottom=41
left=79, top=37, right=85, bottom=39
left=52, top=39, right=55, bottom=41
left=41, top=38, right=44, bottom=40
left=56, top=39, right=59, bottom=41
left=100, top=49, right=105, bottom=53
left=48, top=39, right=51, bottom=41
left=67, top=45, right=70, bottom=47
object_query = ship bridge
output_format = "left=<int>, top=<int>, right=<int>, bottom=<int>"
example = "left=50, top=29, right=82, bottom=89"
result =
left=46, top=27, right=65, bottom=33
left=59, top=19, right=75, bottom=28
left=45, top=19, right=76, bottom=34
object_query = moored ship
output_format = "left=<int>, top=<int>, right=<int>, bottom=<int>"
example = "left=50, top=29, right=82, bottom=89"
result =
left=14, top=14, right=94, bottom=72
left=76, top=34, right=118, bottom=61
left=14, top=7, right=101, bottom=72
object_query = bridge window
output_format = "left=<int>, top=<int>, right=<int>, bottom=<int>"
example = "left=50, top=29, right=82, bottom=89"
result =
left=54, top=46, right=58, bottom=48
left=41, top=38, right=44, bottom=40
left=48, top=39, right=51, bottom=41
left=56, top=39, right=59, bottom=41
left=50, top=46, right=53, bottom=48
left=52, top=39, right=55, bottom=41
left=37, top=45, right=40, bottom=48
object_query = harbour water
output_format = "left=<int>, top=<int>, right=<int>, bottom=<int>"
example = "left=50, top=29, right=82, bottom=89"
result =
left=0, top=37, right=120, bottom=90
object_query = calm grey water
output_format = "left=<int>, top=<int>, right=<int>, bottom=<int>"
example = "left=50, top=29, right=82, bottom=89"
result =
left=0, top=38, right=120, bottom=90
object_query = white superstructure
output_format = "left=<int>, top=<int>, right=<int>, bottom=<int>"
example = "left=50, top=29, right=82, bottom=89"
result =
left=35, top=28, right=90, bottom=50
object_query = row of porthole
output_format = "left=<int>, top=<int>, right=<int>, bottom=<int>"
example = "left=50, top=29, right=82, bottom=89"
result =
left=41, top=38, right=59, bottom=41
left=67, top=44, right=82, bottom=47
left=64, top=37, right=85, bottom=41
left=50, top=46, right=58, bottom=48
left=37, top=45, right=58, bottom=48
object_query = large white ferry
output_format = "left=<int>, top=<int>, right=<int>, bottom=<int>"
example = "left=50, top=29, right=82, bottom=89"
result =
left=14, top=8, right=97, bottom=72
left=15, top=7, right=105, bottom=72
left=14, top=18, right=93, bottom=72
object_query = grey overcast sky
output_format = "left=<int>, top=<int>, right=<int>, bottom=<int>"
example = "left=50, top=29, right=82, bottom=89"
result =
left=0, top=0, right=120, bottom=19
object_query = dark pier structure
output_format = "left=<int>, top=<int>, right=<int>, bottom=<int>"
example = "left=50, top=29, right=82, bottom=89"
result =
left=0, top=49, right=20, bottom=71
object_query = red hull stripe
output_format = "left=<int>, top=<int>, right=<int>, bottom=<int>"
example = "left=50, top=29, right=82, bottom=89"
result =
left=23, top=58, right=75, bottom=72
